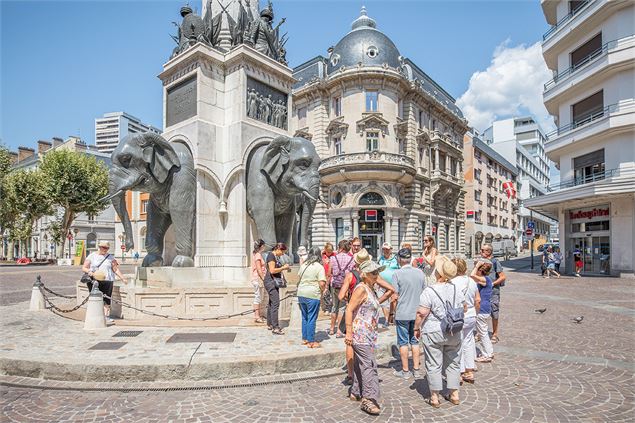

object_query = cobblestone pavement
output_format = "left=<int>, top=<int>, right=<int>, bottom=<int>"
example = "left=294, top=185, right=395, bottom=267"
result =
left=1, top=259, right=634, bottom=422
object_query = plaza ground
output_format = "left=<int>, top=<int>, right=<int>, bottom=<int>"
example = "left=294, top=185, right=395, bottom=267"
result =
left=1, top=256, right=634, bottom=422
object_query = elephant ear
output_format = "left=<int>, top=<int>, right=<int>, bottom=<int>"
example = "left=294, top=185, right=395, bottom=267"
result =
left=260, top=136, right=291, bottom=185
left=139, top=133, right=181, bottom=184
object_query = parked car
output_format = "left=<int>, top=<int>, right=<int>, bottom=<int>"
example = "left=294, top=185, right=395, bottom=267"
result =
left=492, top=239, right=517, bottom=258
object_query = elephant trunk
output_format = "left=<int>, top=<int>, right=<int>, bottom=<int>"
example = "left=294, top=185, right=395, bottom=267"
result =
left=299, top=183, right=320, bottom=248
left=109, top=174, right=134, bottom=252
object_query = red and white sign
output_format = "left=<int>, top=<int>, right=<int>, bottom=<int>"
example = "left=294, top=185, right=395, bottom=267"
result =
left=466, top=210, right=474, bottom=220
left=365, top=210, right=378, bottom=222
left=502, top=181, right=516, bottom=199
left=568, top=207, right=609, bottom=221
left=121, top=244, right=126, bottom=251
left=525, top=228, right=533, bottom=237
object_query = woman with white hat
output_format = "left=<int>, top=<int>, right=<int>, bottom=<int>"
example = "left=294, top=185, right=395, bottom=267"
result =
left=414, top=255, right=466, bottom=407
left=344, top=259, right=394, bottom=416
left=82, top=240, right=127, bottom=324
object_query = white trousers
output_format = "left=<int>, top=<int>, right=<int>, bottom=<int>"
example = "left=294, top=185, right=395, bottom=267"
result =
left=476, top=314, right=494, bottom=358
left=460, top=315, right=477, bottom=372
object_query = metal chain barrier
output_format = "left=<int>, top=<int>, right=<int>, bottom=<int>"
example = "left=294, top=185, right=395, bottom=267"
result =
left=41, top=285, right=76, bottom=299
left=103, top=292, right=297, bottom=322
left=39, top=285, right=90, bottom=314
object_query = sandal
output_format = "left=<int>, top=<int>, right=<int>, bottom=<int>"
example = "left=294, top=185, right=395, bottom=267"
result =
left=349, top=393, right=361, bottom=401
left=491, top=335, right=499, bottom=343
left=271, top=328, right=285, bottom=335
left=336, top=332, right=345, bottom=338
left=302, top=340, right=309, bottom=345
left=328, top=329, right=335, bottom=336
left=360, top=398, right=381, bottom=415
left=427, top=397, right=441, bottom=408
left=444, top=394, right=460, bottom=405
left=475, top=356, right=492, bottom=363
left=254, top=318, right=266, bottom=323
left=307, top=342, right=321, bottom=348
left=267, top=325, right=273, bottom=331
left=462, top=374, right=475, bottom=384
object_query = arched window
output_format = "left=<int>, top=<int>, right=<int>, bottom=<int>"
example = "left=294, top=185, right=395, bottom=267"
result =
left=359, top=192, right=385, bottom=206
left=86, top=233, right=97, bottom=250
left=139, top=226, right=147, bottom=251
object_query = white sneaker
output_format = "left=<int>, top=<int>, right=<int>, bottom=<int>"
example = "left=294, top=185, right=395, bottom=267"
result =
left=105, top=317, right=115, bottom=324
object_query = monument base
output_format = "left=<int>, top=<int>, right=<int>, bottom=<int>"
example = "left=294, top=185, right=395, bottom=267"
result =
left=76, top=266, right=300, bottom=321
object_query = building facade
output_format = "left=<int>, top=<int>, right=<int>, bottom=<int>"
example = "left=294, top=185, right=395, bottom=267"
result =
left=483, top=117, right=558, bottom=248
left=463, top=130, right=519, bottom=257
left=95, top=111, right=161, bottom=154
left=114, top=191, right=148, bottom=261
left=4, top=137, right=116, bottom=260
left=525, top=0, right=634, bottom=277
left=291, top=8, right=469, bottom=258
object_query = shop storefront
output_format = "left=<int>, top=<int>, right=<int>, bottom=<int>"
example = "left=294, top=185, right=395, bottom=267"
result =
left=566, top=205, right=611, bottom=275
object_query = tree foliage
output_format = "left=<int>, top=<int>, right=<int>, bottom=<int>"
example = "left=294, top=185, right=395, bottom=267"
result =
left=39, top=150, right=109, bottom=256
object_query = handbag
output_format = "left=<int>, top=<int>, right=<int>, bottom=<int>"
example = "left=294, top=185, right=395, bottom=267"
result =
left=81, top=254, right=111, bottom=285
left=269, top=253, right=287, bottom=288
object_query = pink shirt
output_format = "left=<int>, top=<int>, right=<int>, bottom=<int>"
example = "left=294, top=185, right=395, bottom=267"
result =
left=251, top=252, right=265, bottom=281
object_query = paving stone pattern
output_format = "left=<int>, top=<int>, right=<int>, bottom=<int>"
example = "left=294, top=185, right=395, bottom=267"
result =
left=1, top=261, right=634, bottom=421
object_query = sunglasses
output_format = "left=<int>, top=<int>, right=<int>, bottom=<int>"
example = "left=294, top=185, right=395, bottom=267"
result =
left=369, top=270, right=380, bottom=276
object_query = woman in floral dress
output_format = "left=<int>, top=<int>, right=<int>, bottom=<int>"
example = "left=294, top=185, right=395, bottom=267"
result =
left=344, top=260, right=394, bottom=416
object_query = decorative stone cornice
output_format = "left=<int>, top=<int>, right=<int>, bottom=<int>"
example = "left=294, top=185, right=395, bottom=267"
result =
left=294, top=127, right=313, bottom=140
left=356, top=112, right=390, bottom=135
left=325, top=116, right=349, bottom=138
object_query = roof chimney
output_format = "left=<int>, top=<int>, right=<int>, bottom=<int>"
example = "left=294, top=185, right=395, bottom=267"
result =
left=37, top=140, right=52, bottom=154
left=52, top=137, right=64, bottom=147
left=9, top=151, right=18, bottom=165
left=17, top=146, right=35, bottom=162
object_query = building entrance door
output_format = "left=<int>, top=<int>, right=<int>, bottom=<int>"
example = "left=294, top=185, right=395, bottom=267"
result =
left=358, top=209, right=385, bottom=259
left=571, top=236, right=610, bottom=274
left=361, top=234, right=383, bottom=260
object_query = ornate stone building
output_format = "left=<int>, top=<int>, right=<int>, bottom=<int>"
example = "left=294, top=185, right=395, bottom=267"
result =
left=290, top=8, right=469, bottom=257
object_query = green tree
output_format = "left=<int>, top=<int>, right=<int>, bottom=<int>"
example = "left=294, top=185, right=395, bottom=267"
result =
left=0, top=169, right=52, bottom=256
left=39, top=150, right=109, bottom=257
left=0, top=145, right=12, bottom=240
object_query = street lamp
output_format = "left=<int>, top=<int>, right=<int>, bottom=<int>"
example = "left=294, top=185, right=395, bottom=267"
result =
left=66, top=230, right=73, bottom=259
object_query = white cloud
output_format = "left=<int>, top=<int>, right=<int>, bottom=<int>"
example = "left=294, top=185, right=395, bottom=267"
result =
left=457, top=40, right=556, bottom=133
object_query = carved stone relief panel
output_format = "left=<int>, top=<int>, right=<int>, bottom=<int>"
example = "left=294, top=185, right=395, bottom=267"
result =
left=246, top=77, right=288, bottom=129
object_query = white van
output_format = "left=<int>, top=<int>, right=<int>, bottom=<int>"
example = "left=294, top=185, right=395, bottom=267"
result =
left=492, top=239, right=517, bottom=258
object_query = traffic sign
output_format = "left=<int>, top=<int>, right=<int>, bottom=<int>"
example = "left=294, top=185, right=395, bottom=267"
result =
left=527, top=221, right=535, bottom=229
left=121, top=244, right=126, bottom=251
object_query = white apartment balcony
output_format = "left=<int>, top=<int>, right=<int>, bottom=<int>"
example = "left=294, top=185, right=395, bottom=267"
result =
left=319, top=151, right=417, bottom=184
left=544, top=35, right=635, bottom=111
left=525, top=166, right=635, bottom=218
left=545, top=99, right=635, bottom=154
left=542, top=0, right=631, bottom=69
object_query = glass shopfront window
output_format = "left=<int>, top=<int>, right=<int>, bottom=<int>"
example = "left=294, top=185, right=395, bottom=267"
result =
left=568, top=205, right=610, bottom=275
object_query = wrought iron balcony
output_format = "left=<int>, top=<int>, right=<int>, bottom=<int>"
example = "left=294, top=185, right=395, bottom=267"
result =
left=542, top=0, right=595, bottom=41
left=546, top=168, right=620, bottom=192
left=544, top=36, right=633, bottom=92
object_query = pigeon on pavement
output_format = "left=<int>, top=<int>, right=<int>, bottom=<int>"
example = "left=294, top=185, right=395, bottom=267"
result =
left=534, top=308, right=547, bottom=314
left=573, top=316, right=584, bottom=323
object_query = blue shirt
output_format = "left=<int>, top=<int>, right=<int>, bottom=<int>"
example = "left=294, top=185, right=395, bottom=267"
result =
left=477, top=276, right=493, bottom=315
left=379, top=254, right=399, bottom=285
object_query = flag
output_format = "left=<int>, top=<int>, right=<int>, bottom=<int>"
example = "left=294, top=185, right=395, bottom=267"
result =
left=502, top=181, right=516, bottom=199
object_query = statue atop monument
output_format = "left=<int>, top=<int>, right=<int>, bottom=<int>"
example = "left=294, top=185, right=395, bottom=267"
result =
left=169, top=0, right=288, bottom=65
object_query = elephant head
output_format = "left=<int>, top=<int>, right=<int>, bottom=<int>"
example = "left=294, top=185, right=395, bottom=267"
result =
left=260, top=136, right=321, bottom=204
left=108, top=133, right=180, bottom=251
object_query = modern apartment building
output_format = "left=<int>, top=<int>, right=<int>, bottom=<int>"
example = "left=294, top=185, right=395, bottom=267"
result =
left=483, top=117, right=557, bottom=248
left=95, top=112, right=161, bottom=154
left=4, top=137, right=115, bottom=260
left=463, top=130, right=519, bottom=257
left=291, top=7, right=469, bottom=258
left=525, top=0, right=635, bottom=276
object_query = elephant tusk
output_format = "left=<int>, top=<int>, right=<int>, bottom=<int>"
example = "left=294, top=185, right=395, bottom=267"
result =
left=99, top=189, right=124, bottom=203
left=302, top=190, right=328, bottom=206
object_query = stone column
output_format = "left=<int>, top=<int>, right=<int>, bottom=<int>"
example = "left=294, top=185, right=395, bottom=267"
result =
left=352, top=215, right=359, bottom=238
left=384, top=213, right=392, bottom=245
left=435, top=148, right=440, bottom=171
left=438, top=219, right=446, bottom=251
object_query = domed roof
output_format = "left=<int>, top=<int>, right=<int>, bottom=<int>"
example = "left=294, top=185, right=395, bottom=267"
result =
left=327, top=7, right=401, bottom=74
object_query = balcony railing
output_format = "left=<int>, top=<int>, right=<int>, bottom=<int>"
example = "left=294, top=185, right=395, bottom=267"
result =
left=543, top=0, right=595, bottom=41
left=544, top=36, right=633, bottom=91
left=546, top=103, right=617, bottom=139
left=546, top=167, right=620, bottom=192
left=319, top=151, right=416, bottom=172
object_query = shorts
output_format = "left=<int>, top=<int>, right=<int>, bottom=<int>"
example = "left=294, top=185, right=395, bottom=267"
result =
left=251, top=279, right=262, bottom=305
left=375, top=286, right=391, bottom=309
left=331, top=287, right=346, bottom=314
left=575, top=260, right=583, bottom=268
left=395, top=320, right=418, bottom=346
left=86, top=280, right=114, bottom=305
left=490, top=291, right=500, bottom=320
left=547, top=263, right=555, bottom=270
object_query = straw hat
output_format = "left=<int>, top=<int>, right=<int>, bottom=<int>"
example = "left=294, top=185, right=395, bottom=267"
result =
left=98, top=240, right=110, bottom=248
left=434, top=255, right=457, bottom=281
left=354, top=248, right=371, bottom=265
left=358, top=260, right=386, bottom=274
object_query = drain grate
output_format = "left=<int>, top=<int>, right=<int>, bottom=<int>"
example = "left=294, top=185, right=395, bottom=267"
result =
left=113, top=330, right=143, bottom=338
left=166, top=333, right=237, bottom=343
left=88, top=342, right=127, bottom=350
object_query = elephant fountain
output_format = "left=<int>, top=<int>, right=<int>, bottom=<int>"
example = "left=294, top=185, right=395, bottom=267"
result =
left=246, top=136, right=321, bottom=251
left=108, top=133, right=196, bottom=267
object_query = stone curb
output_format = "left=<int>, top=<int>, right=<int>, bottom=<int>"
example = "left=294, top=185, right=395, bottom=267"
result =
left=0, top=338, right=397, bottom=383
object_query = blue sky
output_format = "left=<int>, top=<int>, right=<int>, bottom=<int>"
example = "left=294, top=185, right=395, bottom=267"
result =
left=1, top=0, right=551, bottom=150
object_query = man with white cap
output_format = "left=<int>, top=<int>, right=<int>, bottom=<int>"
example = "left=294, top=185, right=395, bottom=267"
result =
left=82, top=240, right=127, bottom=323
